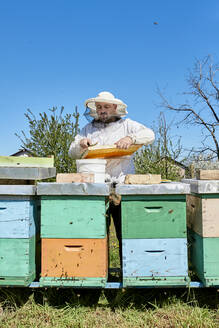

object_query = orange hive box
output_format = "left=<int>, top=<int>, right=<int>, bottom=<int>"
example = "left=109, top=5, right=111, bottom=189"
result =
left=41, top=238, right=108, bottom=278
left=81, top=144, right=143, bottom=159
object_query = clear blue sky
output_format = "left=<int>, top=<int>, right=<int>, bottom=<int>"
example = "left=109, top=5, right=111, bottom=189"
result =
left=0, top=0, right=218, bottom=156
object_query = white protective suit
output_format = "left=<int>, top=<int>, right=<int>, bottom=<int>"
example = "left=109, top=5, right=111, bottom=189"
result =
left=69, top=118, right=155, bottom=183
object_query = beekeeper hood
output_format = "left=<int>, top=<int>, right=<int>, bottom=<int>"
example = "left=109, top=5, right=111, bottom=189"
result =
left=84, top=91, right=128, bottom=122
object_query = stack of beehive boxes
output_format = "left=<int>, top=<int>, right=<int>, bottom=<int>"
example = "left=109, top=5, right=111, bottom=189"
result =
left=0, top=155, right=56, bottom=286
left=186, top=179, right=219, bottom=286
left=116, top=183, right=190, bottom=287
left=38, top=183, right=109, bottom=287
left=0, top=185, right=38, bottom=286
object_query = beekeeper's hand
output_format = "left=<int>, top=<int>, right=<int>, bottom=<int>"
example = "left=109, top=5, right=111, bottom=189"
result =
left=115, top=136, right=133, bottom=149
left=80, top=138, right=92, bottom=148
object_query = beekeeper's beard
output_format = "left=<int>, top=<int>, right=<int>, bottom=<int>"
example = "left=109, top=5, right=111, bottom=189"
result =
left=95, top=113, right=120, bottom=123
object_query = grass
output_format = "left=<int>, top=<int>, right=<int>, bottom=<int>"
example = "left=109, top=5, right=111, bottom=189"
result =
left=109, top=220, right=121, bottom=270
left=0, top=288, right=219, bottom=327
left=1, top=223, right=219, bottom=327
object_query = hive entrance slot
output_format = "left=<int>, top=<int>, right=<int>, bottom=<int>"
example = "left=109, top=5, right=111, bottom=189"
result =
left=145, top=250, right=164, bottom=253
left=144, top=207, right=163, bottom=213
left=64, top=245, right=83, bottom=252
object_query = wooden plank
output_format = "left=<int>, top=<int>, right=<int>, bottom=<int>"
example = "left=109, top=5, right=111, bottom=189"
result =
left=123, top=276, right=190, bottom=287
left=82, top=144, right=142, bottom=159
left=40, top=277, right=107, bottom=287
left=41, top=196, right=106, bottom=238
left=0, top=155, right=54, bottom=168
left=56, top=173, right=94, bottom=183
left=122, top=238, right=188, bottom=277
left=197, top=169, right=219, bottom=180
left=0, top=197, right=37, bottom=238
left=124, top=174, right=161, bottom=184
left=0, top=273, right=35, bottom=286
left=0, top=237, right=35, bottom=281
left=122, top=197, right=187, bottom=238
left=187, top=195, right=219, bottom=237
left=41, top=238, right=108, bottom=278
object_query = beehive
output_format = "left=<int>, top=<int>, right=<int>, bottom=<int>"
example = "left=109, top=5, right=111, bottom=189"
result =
left=0, top=186, right=38, bottom=286
left=116, top=183, right=190, bottom=287
left=38, top=183, right=109, bottom=287
left=184, top=178, right=219, bottom=286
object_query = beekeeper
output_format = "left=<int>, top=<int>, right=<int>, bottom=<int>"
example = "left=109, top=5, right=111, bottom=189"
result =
left=68, top=91, right=155, bottom=183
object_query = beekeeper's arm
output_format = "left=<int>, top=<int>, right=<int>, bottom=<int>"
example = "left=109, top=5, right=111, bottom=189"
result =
left=68, top=126, right=90, bottom=159
left=115, top=119, right=155, bottom=149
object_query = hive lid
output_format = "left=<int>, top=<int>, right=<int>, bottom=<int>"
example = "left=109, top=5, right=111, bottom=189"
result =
left=81, top=144, right=142, bottom=159
left=0, top=155, right=56, bottom=180
left=0, top=167, right=56, bottom=180
left=37, top=182, right=110, bottom=195
left=116, top=182, right=190, bottom=195
left=182, top=179, right=219, bottom=194
left=0, top=185, right=36, bottom=195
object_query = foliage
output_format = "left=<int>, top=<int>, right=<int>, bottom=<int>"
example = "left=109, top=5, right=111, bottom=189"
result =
left=134, top=113, right=186, bottom=181
left=16, top=107, right=79, bottom=173
left=158, top=55, right=219, bottom=160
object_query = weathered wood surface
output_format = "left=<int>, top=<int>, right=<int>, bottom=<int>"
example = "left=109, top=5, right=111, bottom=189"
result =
left=187, top=194, right=219, bottom=237
left=0, top=167, right=56, bottom=180
left=124, top=174, right=161, bottom=185
left=197, top=169, right=219, bottom=180
left=0, top=197, right=37, bottom=238
left=122, top=238, right=188, bottom=277
left=0, top=155, right=54, bottom=167
left=0, top=236, right=35, bottom=285
left=123, top=276, right=189, bottom=287
left=56, top=173, right=94, bottom=183
left=41, top=196, right=106, bottom=238
left=182, top=179, right=219, bottom=194
left=41, top=238, right=108, bottom=278
left=40, top=277, right=107, bottom=287
left=122, top=196, right=186, bottom=238
left=116, top=182, right=190, bottom=195
left=189, top=229, right=219, bottom=286
left=37, top=182, right=109, bottom=195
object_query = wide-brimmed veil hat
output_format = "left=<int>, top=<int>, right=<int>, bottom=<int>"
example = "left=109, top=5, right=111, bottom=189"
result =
left=84, top=91, right=128, bottom=119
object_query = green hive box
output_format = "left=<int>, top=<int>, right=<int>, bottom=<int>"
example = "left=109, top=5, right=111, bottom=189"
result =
left=183, top=179, right=219, bottom=287
left=40, top=195, right=107, bottom=239
left=189, top=229, right=219, bottom=287
left=0, top=237, right=35, bottom=286
left=122, top=195, right=187, bottom=239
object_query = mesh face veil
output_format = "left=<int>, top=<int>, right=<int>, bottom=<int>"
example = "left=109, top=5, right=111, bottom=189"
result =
left=83, top=92, right=128, bottom=122
left=83, top=106, right=95, bottom=123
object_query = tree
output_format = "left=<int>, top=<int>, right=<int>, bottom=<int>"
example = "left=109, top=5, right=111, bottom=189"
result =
left=134, top=112, right=186, bottom=181
left=16, top=106, right=80, bottom=173
left=158, top=55, right=219, bottom=160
